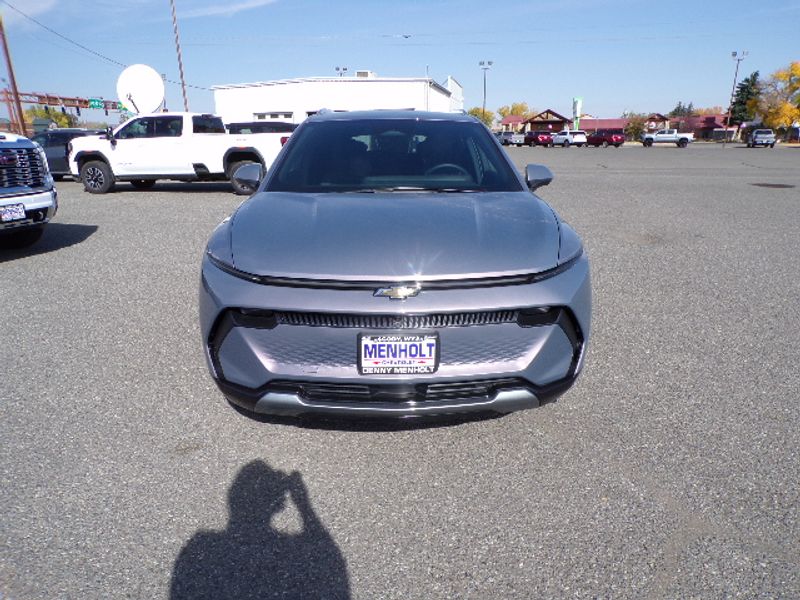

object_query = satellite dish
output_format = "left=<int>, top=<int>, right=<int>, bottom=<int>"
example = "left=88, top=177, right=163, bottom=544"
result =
left=117, top=64, right=165, bottom=114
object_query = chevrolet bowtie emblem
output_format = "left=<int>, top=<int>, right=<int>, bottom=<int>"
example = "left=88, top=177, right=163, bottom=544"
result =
left=373, top=284, right=422, bottom=300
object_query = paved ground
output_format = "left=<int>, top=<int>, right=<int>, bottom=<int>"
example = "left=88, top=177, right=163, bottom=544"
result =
left=2, top=143, right=798, bottom=599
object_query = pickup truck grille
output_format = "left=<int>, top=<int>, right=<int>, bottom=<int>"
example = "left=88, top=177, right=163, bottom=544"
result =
left=0, top=148, right=47, bottom=189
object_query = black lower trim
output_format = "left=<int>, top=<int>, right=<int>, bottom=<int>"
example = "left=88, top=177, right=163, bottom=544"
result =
left=215, top=371, right=579, bottom=416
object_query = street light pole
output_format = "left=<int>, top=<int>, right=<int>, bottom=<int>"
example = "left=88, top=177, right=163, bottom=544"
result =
left=169, top=0, right=189, bottom=111
left=723, top=50, right=747, bottom=148
left=479, top=60, right=493, bottom=122
left=0, top=15, right=25, bottom=134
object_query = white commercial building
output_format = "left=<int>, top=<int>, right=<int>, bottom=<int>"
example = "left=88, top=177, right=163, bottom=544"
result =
left=212, top=71, right=463, bottom=125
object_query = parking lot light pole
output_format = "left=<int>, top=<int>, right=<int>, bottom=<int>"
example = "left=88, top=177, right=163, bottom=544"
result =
left=724, top=50, right=747, bottom=148
left=479, top=61, right=493, bottom=122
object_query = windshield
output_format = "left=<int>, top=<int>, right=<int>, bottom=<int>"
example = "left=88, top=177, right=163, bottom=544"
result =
left=265, top=118, right=523, bottom=193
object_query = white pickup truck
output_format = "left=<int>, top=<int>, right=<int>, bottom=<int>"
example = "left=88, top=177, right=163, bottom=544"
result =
left=641, top=129, right=694, bottom=148
left=68, top=112, right=289, bottom=194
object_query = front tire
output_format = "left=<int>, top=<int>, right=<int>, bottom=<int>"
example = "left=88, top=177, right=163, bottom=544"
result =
left=677, top=139, right=688, bottom=148
left=80, top=160, right=115, bottom=194
left=563, top=140, right=570, bottom=148
left=130, top=179, right=156, bottom=190
left=643, top=139, right=653, bottom=147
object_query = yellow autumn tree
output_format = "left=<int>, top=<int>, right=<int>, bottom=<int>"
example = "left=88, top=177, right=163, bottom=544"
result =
left=497, top=102, right=533, bottom=120
left=748, top=61, right=800, bottom=129
left=468, top=107, right=495, bottom=128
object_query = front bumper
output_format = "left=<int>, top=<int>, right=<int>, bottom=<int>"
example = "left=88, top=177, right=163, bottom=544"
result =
left=0, top=188, right=57, bottom=232
left=200, top=253, right=591, bottom=418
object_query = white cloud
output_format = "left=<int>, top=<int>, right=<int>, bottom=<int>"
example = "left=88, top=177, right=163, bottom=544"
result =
left=2, top=0, right=59, bottom=26
left=178, top=0, right=278, bottom=19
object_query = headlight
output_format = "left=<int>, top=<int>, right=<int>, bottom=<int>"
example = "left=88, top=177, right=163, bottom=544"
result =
left=205, top=217, right=234, bottom=269
left=33, top=143, right=55, bottom=187
left=557, top=221, right=583, bottom=265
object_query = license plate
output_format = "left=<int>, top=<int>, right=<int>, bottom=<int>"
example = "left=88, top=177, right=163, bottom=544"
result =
left=358, top=333, right=439, bottom=375
left=0, top=203, right=26, bottom=223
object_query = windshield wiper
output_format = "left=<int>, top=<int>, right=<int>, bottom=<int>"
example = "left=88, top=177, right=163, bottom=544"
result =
left=349, top=186, right=430, bottom=192
left=347, top=186, right=483, bottom=193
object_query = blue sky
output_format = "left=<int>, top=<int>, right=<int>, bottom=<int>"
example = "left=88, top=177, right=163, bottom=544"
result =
left=2, top=0, right=798, bottom=123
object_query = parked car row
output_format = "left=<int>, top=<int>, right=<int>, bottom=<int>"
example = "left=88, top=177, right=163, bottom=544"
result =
left=497, top=129, right=625, bottom=148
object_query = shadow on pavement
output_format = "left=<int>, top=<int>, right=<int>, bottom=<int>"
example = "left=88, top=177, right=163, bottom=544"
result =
left=170, top=460, right=350, bottom=600
left=0, top=223, right=98, bottom=262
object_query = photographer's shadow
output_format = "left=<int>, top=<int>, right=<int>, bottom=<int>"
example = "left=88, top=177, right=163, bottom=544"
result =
left=170, top=460, right=350, bottom=600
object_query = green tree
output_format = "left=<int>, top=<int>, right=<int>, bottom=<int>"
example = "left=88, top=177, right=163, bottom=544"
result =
left=729, top=71, right=759, bottom=125
left=622, top=112, right=647, bottom=140
left=668, top=101, right=695, bottom=117
left=24, top=105, right=78, bottom=128
left=468, top=107, right=495, bottom=128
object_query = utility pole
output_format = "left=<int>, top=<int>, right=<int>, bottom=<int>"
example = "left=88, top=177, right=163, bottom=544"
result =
left=723, top=50, right=747, bottom=148
left=0, top=14, right=26, bottom=134
left=479, top=61, right=493, bottom=122
left=169, top=0, right=189, bottom=111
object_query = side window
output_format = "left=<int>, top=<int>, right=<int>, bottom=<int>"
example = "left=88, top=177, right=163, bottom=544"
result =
left=117, top=119, right=150, bottom=139
left=153, top=117, right=183, bottom=138
left=192, top=116, right=225, bottom=133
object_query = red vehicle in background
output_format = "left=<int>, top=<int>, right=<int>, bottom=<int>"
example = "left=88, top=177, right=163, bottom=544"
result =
left=524, top=130, right=553, bottom=147
left=586, top=130, right=625, bottom=148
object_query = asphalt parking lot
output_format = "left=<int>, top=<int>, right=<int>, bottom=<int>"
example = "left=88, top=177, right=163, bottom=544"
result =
left=2, top=143, right=799, bottom=599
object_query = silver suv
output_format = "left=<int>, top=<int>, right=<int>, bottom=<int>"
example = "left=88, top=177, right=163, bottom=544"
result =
left=747, top=129, right=776, bottom=148
left=551, top=130, right=587, bottom=147
left=200, top=111, right=591, bottom=419
left=0, top=132, right=57, bottom=248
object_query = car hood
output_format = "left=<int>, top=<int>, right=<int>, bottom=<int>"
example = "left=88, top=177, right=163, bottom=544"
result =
left=230, top=191, right=560, bottom=281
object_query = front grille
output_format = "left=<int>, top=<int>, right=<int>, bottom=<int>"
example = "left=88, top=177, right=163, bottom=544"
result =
left=0, top=148, right=47, bottom=189
left=272, top=310, right=520, bottom=329
left=270, top=377, right=528, bottom=404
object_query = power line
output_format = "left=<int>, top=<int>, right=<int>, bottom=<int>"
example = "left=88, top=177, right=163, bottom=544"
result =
left=0, top=0, right=210, bottom=90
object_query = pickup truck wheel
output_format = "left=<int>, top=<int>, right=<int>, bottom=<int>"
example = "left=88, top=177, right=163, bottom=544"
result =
left=81, top=160, right=115, bottom=194
left=677, top=139, right=688, bottom=148
left=770, top=142, right=775, bottom=148
left=229, top=160, right=258, bottom=196
left=643, top=140, right=653, bottom=147
left=562, top=140, right=570, bottom=148
left=130, top=179, right=156, bottom=190
left=0, top=225, right=45, bottom=249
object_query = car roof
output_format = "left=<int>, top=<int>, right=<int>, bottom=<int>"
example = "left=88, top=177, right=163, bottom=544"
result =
left=45, top=128, right=104, bottom=132
left=308, top=110, right=476, bottom=123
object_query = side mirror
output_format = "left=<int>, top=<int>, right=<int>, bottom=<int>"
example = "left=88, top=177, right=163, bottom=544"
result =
left=106, top=126, right=116, bottom=147
left=232, top=162, right=263, bottom=193
left=525, top=164, right=553, bottom=192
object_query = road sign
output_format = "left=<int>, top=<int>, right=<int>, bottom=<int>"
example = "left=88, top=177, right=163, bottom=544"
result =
left=88, top=98, right=103, bottom=109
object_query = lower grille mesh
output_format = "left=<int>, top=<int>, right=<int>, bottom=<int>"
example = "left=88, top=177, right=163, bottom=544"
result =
left=274, top=310, right=519, bottom=329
